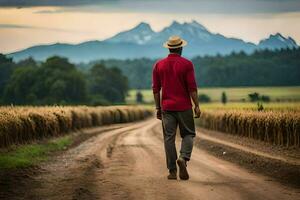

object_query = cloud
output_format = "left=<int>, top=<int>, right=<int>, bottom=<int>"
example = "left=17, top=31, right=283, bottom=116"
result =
left=1, top=0, right=300, bottom=14
left=0, top=0, right=116, bottom=7
left=115, top=0, right=300, bottom=14
left=0, top=24, right=90, bottom=34
left=0, top=24, right=29, bottom=28
left=34, top=9, right=66, bottom=14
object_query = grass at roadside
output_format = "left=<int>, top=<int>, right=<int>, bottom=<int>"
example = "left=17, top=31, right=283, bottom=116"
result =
left=199, top=102, right=300, bottom=111
left=132, top=102, right=300, bottom=112
left=0, top=136, right=72, bottom=170
left=127, top=86, right=300, bottom=103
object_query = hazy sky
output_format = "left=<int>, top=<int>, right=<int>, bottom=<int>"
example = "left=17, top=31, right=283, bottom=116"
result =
left=0, top=0, right=300, bottom=53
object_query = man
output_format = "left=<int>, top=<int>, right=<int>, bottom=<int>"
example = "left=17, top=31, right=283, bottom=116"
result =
left=152, top=35, right=201, bottom=180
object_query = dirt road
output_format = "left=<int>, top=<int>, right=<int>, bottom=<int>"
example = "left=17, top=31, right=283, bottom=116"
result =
left=9, top=118, right=300, bottom=200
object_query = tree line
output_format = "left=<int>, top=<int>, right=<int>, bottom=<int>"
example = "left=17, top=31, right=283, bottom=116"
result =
left=1, top=48, right=299, bottom=105
left=81, top=48, right=300, bottom=89
left=0, top=55, right=128, bottom=105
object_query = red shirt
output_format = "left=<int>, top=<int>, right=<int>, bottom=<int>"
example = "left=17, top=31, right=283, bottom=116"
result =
left=152, top=54, right=197, bottom=111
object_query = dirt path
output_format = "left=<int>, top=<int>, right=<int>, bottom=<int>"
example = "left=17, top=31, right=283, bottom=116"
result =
left=9, top=119, right=300, bottom=200
left=197, top=131, right=300, bottom=165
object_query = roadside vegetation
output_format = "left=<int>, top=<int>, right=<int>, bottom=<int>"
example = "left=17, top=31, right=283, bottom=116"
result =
left=0, top=106, right=152, bottom=149
left=0, top=136, right=71, bottom=169
left=128, top=87, right=300, bottom=148
left=198, top=109, right=300, bottom=147
left=127, top=86, right=300, bottom=103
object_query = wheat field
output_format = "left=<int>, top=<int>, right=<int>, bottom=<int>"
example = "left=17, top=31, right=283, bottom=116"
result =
left=0, top=106, right=152, bottom=148
left=198, top=109, right=300, bottom=147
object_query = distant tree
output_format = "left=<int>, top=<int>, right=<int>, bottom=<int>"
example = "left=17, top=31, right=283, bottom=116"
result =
left=16, top=57, right=37, bottom=68
left=3, top=66, right=38, bottom=104
left=88, top=48, right=300, bottom=89
left=248, top=92, right=260, bottom=102
left=92, top=58, right=153, bottom=89
left=136, top=91, right=144, bottom=103
left=198, top=94, right=211, bottom=103
left=89, top=64, right=128, bottom=103
left=221, top=91, right=227, bottom=104
left=43, top=56, right=75, bottom=71
left=0, top=54, right=15, bottom=99
left=88, top=94, right=109, bottom=106
left=38, top=56, right=87, bottom=104
left=248, top=92, right=271, bottom=103
left=261, top=95, right=270, bottom=102
left=257, top=102, right=264, bottom=111
left=4, top=56, right=87, bottom=105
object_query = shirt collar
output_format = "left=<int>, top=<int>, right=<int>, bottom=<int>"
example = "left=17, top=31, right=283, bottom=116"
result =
left=168, top=53, right=181, bottom=58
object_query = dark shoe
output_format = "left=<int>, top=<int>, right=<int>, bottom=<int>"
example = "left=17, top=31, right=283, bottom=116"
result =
left=167, top=169, right=177, bottom=180
left=177, top=157, right=189, bottom=180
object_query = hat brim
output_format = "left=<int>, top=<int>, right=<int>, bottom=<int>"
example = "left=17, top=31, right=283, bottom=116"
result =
left=163, top=39, right=187, bottom=49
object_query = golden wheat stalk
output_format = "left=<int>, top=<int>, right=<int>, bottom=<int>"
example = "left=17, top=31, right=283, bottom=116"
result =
left=0, top=106, right=152, bottom=148
left=198, top=109, right=300, bottom=147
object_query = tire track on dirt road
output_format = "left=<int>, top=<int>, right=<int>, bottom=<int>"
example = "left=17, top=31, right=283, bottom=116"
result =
left=6, top=121, right=150, bottom=200
left=6, top=118, right=300, bottom=200
left=108, top=119, right=299, bottom=200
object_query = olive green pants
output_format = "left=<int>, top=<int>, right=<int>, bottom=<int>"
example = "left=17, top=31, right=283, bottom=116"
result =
left=162, top=109, right=196, bottom=171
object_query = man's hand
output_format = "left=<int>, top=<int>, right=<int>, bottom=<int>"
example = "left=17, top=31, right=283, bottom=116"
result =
left=153, top=92, right=162, bottom=120
left=194, top=106, right=201, bottom=118
left=156, top=109, right=162, bottom=120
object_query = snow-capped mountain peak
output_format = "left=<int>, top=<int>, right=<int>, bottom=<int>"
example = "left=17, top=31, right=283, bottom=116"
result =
left=258, top=33, right=298, bottom=50
left=133, top=22, right=153, bottom=32
left=274, top=33, right=286, bottom=42
left=106, top=22, right=155, bottom=45
left=188, top=20, right=208, bottom=31
left=154, top=20, right=212, bottom=43
left=106, top=20, right=214, bottom=45
left=169, top=20, right=181, bottom=27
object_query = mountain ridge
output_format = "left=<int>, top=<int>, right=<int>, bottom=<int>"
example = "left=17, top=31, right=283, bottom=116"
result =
left=8, top=20, right=298, bottom=63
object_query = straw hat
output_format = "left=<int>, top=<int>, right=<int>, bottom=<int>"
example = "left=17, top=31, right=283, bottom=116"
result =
left=163, top=35, right=187, bottom=49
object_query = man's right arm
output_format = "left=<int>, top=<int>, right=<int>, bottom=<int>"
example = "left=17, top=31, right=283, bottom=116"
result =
left=190, top=90, right=201, bottom=118
left=186, top=62, right=201, bottom=118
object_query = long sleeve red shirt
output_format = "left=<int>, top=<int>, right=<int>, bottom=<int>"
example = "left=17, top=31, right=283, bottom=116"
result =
left=152, top=53, right=197, bottom=111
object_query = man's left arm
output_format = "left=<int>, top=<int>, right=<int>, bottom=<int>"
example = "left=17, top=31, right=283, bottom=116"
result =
left=152, top=64, right=162, bottom=120
left=153, top=92, right=162, bottom=120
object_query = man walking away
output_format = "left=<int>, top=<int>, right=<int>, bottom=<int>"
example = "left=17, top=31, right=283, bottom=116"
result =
left=152, top=35, right=201, bottom=180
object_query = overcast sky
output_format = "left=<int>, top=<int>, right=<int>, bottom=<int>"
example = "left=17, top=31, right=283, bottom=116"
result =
left=1, top=0, right=300, bottom=53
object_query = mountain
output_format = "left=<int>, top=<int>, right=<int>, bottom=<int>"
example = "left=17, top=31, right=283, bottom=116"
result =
left=106, top=20, right=257, bottom=57
left=258, top=33, right=298, bottom=50
left=8, top=21, right=298, bottom=63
